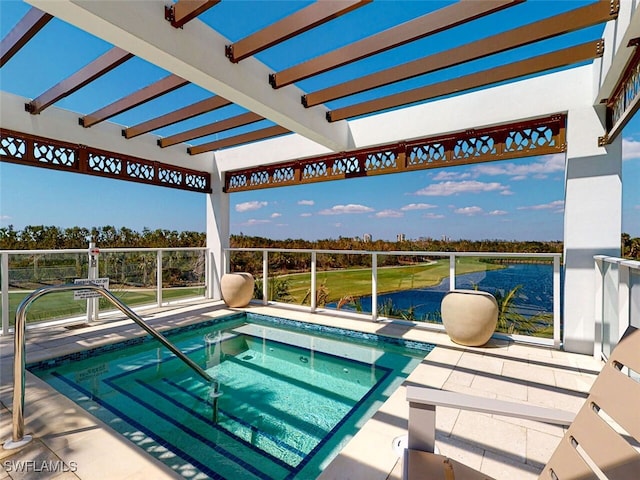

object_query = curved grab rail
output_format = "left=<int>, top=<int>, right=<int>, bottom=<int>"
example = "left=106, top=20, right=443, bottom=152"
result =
left=4, top=283, right=213, bottom=450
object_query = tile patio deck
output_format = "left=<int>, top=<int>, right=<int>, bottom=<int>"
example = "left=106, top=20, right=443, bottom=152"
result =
left=0, top=300, right=602, bottom=480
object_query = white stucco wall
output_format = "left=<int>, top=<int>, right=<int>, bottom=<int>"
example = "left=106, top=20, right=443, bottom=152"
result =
left=563, top=105, right=622, bottom=354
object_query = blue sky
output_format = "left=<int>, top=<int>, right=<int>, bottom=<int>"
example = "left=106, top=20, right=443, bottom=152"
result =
left=0, top=1, right=639, bottom=241
left=2, top=141, right=639, bottom=241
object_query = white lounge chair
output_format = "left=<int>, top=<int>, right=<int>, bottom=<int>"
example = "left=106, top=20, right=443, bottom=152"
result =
left=403, top=326, right=640, bottom=480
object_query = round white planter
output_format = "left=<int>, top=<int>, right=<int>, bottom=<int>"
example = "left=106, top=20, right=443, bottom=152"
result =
left=220, top=272, right=255, bottom=307
left=441, top=289, right=498, bottom=346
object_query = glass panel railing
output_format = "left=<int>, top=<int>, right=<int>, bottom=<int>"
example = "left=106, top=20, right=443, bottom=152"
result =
left=99, top=251, right=158, bottom=310
left=368, top=254, right=448, bottom=324
left=265, top=251, right=310, bottom=306
left=314, top=252, right=371, bottom=313
left=0, top=247, right=208, bottom=332
left=162, top=249, right=206, bottom=302
left=454, top=256, right=555, bottom=338
left=631, top=268, right=640, bottom=329
left=7, top=251, right=88, bottom=326
left=602, top=260, right=619, bottom=358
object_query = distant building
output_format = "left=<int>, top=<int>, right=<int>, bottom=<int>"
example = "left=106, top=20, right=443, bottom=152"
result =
left=362, top=233, right=372, bottom=243
left=397, top=233, right=406, bottom=242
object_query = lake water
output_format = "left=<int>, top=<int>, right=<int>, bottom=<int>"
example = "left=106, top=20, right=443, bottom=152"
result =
left=331, top=263, right=554, bottom=321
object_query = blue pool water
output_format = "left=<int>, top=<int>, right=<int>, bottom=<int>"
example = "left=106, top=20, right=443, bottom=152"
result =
left=29, top=312, right=433, bottom=479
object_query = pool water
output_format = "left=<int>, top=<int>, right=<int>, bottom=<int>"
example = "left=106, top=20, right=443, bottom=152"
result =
left=29, top=313, right=433, bottom=479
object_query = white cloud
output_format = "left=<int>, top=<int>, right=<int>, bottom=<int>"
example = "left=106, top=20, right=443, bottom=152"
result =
left=431, top=171, right=472, bottom=181
left=235, top=201, right=267, bottom=212
left=318, top=204, right=374, bottom=215
left=623, top=138, right=640, bottom=161
left=0, top=215, right=11, bottom=221
left=423, top=213, right=445, bottom=219
left=270, top=212, right=282, bottom=218
left=517, top=200, right=565, bottom=212
left=401, top=203, right=437, bottom=211
left=240, top=219, right=271, bottom=226
left=300, top=213, right=312, bottom=217
left=488, top=210, right=508, bottom=216
left=454, top=206, right=484, bottom=216
left=375, top=209, right=403, bottom=218
left=472, top=154, right=565, bottom=178
left=298, top=199, right=315, bottom=205
left=414, top=180, right=509, bottom=196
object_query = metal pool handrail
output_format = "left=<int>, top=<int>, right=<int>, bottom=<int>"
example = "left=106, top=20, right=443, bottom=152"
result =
left=4, top=283, right=213, bottom=450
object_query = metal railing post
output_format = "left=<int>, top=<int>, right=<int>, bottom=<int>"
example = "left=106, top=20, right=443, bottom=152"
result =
left=156, top=250, right=163, bottom=307
left=1, top=252, right=8, bottom=336
left=372, top=253, right=378, bottom=322
left=449, top=254, right=456, bottom=290
left=3, top=283, right=213, bottom=451
left=205, top=249, right=211, bottom=299
left=553, top=255, right=561, bottom=348
left=594, top=256, right=606, bottom=359
left=311, top=251, right=317, bottom=312
left=262, top=250, right=269, bottom=305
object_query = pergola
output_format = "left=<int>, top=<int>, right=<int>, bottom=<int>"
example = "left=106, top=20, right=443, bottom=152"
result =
left=1, top=0, right=638, bottom=354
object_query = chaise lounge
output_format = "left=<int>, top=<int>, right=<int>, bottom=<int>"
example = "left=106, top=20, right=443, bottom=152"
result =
left=403, top=326, right=640, bottom=479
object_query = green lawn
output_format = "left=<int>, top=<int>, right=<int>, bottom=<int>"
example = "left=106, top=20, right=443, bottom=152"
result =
left=271, top=257, right=503, bottom=304
left=5, top=286, right=206, bottom=326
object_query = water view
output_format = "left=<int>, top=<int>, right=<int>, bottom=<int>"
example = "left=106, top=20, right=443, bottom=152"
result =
left=334, top=263, right=554, bottom=327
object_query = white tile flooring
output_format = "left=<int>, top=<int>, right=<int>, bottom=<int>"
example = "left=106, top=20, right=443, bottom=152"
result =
left=0, top=301, right=603, bottom=480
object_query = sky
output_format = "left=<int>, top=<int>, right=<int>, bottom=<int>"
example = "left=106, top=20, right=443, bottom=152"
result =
left=0, top=1, right=639, bottom=241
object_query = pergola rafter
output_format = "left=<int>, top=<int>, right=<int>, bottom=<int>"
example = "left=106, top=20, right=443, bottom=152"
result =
left=25, top=47, right=133, bottom=115
left=269, top=0, right=523, bottom=89
left=0, top=7, right=51, bottom=67
left=225, top=0, right=370, bottom=63
left=158, top=111, right=263, bottom=148
left=80, top=74, right=189, bottom=128
left=327, top=40, right=604, bottom=122
left=122, top=96, right=232, bottom=139
left=164, top=0, right=220, bottom=29
left=303, top=0, right=619, bottom=108
left=188, top=125, right=290, bottom=155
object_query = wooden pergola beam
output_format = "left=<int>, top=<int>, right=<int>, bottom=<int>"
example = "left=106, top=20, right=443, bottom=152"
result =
left=80, top=74, right=189, bottom=128
left=304, top=0, right=619, bottom=108
left=225, top=0, right=370, bottom=63
left=122, top=96, right=232, bottom=139
left=327, top=40, right=604, bottom=122
left=158, top=112, right=264, bottom=148
left=188, top=125, right=290, bottom=155
left=25, top=47, right=133, bottom=115
left=269, top=0, right=523, bottom=88
left=0, top=7, right=52, bottom=68
left=165, top=0, right=220, bottom=29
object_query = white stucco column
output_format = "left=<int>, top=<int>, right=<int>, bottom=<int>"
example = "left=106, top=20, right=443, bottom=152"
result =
left=206, top=159, right=230, bottom=301
left=563, top=105, right=622, bottom=354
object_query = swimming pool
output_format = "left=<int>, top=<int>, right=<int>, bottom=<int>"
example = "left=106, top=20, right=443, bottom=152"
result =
left=29, top=312, right=433, bottom=479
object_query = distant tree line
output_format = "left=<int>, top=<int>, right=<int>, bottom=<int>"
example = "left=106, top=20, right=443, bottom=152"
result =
left=0, top=225, right=206, bottom=249
left=1, top=226, right=638, bottom=261
left=228, top=234, right=568, bottom=275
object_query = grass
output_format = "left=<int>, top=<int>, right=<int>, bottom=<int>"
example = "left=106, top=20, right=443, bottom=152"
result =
left=5, top=286, right=206, bottom=326
left=273, top=257, right=504, bottom=304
